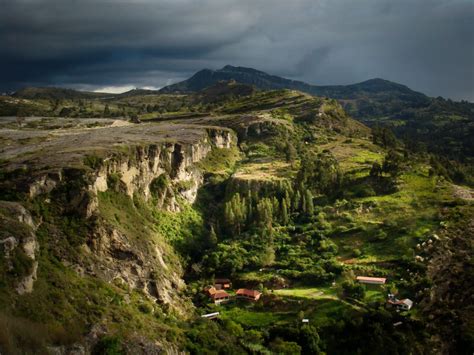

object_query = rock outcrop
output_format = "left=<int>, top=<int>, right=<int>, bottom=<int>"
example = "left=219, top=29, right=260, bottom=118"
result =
left=0, top=201, right=39, bottom=294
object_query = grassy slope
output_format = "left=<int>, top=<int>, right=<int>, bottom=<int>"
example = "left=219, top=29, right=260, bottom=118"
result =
left=210, top=109, right=463, bottom=344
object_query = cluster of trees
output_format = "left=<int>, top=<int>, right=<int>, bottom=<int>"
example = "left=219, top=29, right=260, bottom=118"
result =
left=296, top=150, right=343, bottom=196
left=222, top=188, right=312, bottom=236
left=370, top=150, right=405, bottom=179
left=185, top=318, right=323, bottom=354
left=372, top=125, right=398, bottom=148
left=200, top=150, right=345, bottom=278
left=429, top=155, right=474, bottom=186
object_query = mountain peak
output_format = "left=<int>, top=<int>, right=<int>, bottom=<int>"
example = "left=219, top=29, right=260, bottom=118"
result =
left=159, top=66, right=428, bottom=108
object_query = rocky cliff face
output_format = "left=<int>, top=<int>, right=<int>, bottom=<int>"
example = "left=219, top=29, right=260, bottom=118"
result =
left=6, top=128, right=234, bottom=316
left=91, top=129, right=232, bottom=212
left=0, top=201, right=39, bottom=295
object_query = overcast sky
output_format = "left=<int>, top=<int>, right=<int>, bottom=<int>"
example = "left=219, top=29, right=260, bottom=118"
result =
left=1, top=0, right=473, bottom=100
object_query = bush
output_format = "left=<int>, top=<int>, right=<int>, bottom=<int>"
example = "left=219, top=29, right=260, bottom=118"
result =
left=269, top=338, right=302, bottom=354
left=150, top=174, right=169, bottom=198
left=10, top=248, right=34, bottom=278
left=138, top=303, right=153, bottom=314
left=83, top=154, right=103, bottom=169
left=352, top=184, right=376, bottom=198
left=107, top=173, right=121, bottom=191
left=341, top=281, right=365, bottom=300
left=93, top=336, right=125, bottom=355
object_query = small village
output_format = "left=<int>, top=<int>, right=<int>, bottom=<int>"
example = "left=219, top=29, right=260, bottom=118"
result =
left=204, top=278, right=263, bottom=305
left=201, top=275, right=414, bottom=322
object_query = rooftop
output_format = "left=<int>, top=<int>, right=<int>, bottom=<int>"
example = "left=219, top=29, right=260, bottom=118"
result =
left=236, top=289, right=262, bottom=297
left=356, top=276, right=387, bottom=284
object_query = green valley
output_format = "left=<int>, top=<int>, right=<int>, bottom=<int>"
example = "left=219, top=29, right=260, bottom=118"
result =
left=0, top=81, right=472, bottom=354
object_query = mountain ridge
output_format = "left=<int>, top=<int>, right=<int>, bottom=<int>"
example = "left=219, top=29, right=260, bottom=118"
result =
left=159, top=65, right=428, bottom=100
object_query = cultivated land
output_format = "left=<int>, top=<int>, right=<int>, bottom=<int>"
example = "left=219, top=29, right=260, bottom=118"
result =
left=0, top=82, right=472, bottom=354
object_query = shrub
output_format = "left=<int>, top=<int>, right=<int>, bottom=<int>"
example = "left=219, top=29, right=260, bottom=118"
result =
left=341, top=281, right=365, bottom=300
left=83, top=154, right=103, bottom=169
left=269, top=338, right=302, bottom=354
left=10, top=248, right=34, bottom=278
left=93, top=336, right=125, bottom=355
left=150, top=174, right=169, bottom=198
left=138, top=303, right=153, bottom=314
left=352, top=184, right=376, bottom=198
left=107, top=173, right=121, bottom=191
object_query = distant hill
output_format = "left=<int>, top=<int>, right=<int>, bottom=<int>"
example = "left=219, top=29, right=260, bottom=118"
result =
left=7, top=66, right=474, bottom=159
left=13, top=87, right=113, bottom=100
left=161, top=65, right=474, bottom=159
left=193, top=80, right=256, bottom=104
left=13, top=87, right=166, bottom=101
left=160, top=65, right=431, bottom=116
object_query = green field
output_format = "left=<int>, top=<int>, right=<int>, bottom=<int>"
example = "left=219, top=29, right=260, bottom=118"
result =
left=274, top=287, right=337, bottom=300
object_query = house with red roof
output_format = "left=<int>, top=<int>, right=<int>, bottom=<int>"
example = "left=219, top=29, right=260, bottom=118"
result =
left=207, top=287, right=231, bottom=304
left=236, top=288, right=262, bottom=301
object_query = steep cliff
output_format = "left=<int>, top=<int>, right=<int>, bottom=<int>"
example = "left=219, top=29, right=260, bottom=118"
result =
left=0, top=121, right=236, bottom=352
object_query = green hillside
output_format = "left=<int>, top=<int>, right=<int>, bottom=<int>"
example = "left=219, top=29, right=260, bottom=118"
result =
left=0, top=83, right=472, bottom=354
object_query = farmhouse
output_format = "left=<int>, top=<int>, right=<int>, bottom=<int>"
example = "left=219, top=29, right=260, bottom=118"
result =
left=356, top=276, right=386, bottom=285
left=209, top=289, right=231, bottom=304
left=205, top=286, right=231, bottom=304
left=214, top=278, right=232, bottom=290
left=236, top=288, right=262, bottom=301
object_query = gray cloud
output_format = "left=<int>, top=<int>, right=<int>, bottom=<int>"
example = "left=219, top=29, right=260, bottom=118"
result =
left=0, top=0, right=473, bottom=100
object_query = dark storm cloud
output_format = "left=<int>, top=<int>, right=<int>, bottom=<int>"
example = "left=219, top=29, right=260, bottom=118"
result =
left=0, top=0, right=473, bottom=100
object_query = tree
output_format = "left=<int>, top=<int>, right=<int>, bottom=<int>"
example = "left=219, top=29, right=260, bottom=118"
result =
left=370, top=161, right=383, bottom=178
left=256, top=198, right=273, bottom=228
left=285, top=141, right=297, bottom=167
left=208, top=225, right=218, bottom=247
left=372, top=125, right=397, bottom=148
left=297, top=151, right=342, bottom=196
left=303, top=189, right=314, bottom=216
left=261, top=245, right=275, bottom=266
left=382, top=150, right=403, bottom=178
left=281, top=199, right=289, bottom=225
left=269, top=338, right=302, bottom=355
left=103, top=104, right=111, bottom=117
left=299, top=325, right=322, bottom=354
left=205, top=242, right=247, bottom=274
left=341, top=280, right=365, bottom=300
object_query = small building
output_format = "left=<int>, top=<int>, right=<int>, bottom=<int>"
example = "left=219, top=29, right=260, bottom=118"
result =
left=302, top=319, right=309, bottom=323
left=209, top=289, right=231, bottom=304
left=356, top=276, right=386, bottom=285
left=236, top=288, right=262, bottom=301
left=387, top=296, right=413, bottom=311
left=214, top=278, right=232, bottom=290
left=396, top=299, right=413, bottom=311
left=201, top=312, right=220, bottom=320
left=205, top=286, right=217, bottom=296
